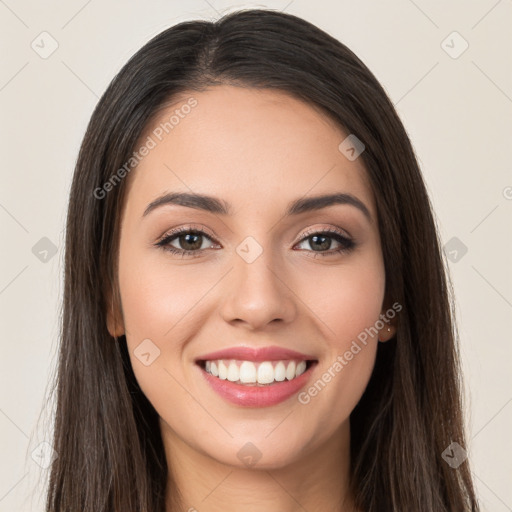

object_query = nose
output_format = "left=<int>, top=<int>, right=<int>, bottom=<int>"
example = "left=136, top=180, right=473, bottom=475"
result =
left=219, top=248, right=297, bottom=330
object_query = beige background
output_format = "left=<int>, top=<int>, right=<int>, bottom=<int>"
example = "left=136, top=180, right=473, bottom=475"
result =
left=1, top=1, right=511, bottom=510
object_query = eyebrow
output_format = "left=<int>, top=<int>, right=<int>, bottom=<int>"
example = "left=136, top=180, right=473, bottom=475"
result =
left=142, top=191, right=372, bottom=222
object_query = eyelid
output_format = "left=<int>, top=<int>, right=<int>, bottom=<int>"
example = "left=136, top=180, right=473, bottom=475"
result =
left=154, top=226, right=356, bottom=268
left=298, top=225, right=352, bottom=241
left=156, top=223, right=353, bottom=247
left=155, top=223, right=218, bottom=244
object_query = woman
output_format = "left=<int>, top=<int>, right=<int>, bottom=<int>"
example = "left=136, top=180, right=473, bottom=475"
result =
left=45, top=8, right=480, bottom=511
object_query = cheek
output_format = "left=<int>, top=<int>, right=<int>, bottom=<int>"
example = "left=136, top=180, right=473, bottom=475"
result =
left=294, top=250, right=385, bottom=413
left=116, top=242, right=207, bottom=395
left=118, top=244, right=210, bottom=340
left=299, top=249, right=386, bottom=345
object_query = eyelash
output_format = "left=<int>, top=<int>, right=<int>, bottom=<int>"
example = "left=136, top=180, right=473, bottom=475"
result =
left=154, top=225, right=356, bottom=259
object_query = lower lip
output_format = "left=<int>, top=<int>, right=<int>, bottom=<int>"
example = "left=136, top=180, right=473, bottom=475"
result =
left=197, top=362, right=317, bottom=407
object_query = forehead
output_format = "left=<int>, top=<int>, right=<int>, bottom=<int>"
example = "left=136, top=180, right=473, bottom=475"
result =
left=124, top=85, right=375, bottom=220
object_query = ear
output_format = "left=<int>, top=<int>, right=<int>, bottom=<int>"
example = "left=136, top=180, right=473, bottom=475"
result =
left=377, top=300, right=398, bottom=343
left=377, top=323, right=396, bottom=343
left=106, top=285, right=125, bottom=338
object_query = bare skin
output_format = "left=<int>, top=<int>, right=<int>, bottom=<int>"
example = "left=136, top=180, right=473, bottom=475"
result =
left=107, top=85, right=396, bottom=512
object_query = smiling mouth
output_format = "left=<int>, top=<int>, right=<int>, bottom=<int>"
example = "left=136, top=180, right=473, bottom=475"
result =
left=196, top=359, right=318, bottom=386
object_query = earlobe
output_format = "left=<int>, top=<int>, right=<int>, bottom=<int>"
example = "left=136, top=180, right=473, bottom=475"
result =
left=378, top=300, right=398, bottom=342
left=378, top=325, right=396, bottom=343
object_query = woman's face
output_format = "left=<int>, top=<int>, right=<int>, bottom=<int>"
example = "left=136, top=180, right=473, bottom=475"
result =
left=109, top=85, right=392, bottom=470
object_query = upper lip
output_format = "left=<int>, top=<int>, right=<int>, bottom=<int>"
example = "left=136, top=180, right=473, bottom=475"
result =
left=195, top=345, right=317, bottom=363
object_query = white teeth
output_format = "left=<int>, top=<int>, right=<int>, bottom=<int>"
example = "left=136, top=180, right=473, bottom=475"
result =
left=274, top=361, right=286, bottom=382
left=218, top=360, right=228, bottom=380
left=227, top=361, right=239, bottom=382
left=257, top=361, right=274, bottom=384
left=239, top=361, right=257, bottom=383
left=296, top=360, right=306, bottom=377
left=202, top=358, right=312, bottom=385
left=285, top=361, right=296, bottom=380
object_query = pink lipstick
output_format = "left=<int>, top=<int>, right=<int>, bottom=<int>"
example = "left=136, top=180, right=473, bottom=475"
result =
left=195, top=345, right=318, bottom=407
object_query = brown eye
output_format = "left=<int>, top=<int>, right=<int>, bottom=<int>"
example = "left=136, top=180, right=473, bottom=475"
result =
left=155, top=227, right=219, bottom=257
left=295, top=229, right=355, bottom=257
left=171, top=232, right=206, bottom=251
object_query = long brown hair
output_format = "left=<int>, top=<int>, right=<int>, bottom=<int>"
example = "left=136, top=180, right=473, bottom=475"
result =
left=44, top=8, right=480, bottom=511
